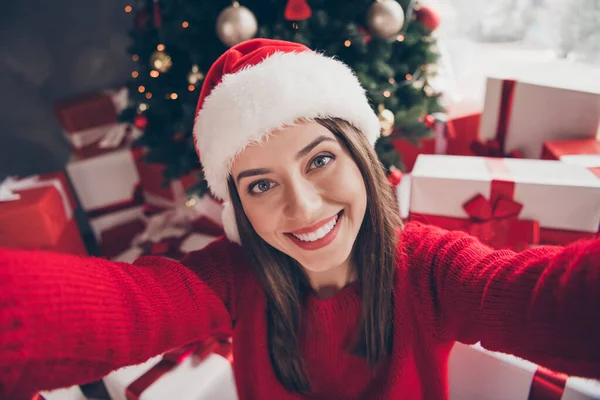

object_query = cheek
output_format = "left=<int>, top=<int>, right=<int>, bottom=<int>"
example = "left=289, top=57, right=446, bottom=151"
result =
left=242, top=201, right=280, bottom=239
left=331, top=160, right=367, bottom=203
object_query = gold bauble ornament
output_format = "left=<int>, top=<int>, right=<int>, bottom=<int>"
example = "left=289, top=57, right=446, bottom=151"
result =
left=216, top=2, right=258, bottom=47
left=187, top=64, right=205, bottom=85
left=150, top=50, right=172, bottom=73
left=378, top=105, right=395, bottom=136
left=367, top=0, right=405, bottom=40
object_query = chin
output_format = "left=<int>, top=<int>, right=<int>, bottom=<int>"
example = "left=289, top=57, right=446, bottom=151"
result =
left=291, top=240, right=354, bottom=273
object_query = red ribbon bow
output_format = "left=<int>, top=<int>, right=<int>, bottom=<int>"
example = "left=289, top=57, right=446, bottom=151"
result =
left=126, top=333, right=233, bottom=400
left=462, top=192, right=539, bottom=251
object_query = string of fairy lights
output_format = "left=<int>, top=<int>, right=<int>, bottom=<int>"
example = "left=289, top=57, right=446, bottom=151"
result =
left=124, top=0, right=440, bottom=132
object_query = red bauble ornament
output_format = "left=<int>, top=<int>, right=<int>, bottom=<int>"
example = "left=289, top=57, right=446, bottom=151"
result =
left=423, top=114, right=435, bottom=128
left=387, top=167, right=403, bottom=187
left=133, top=114, right=149, bottom=130
left=284, top=0, right=312, bottom=21
left=358, top=26, right=373, bottom=43
left=414, top=6, right=440, bottom=31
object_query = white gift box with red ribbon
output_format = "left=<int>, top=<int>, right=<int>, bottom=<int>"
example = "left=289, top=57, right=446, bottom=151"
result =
left=66, top=148, right=142, bottom=217
left=54, top=87, right=142, bottom=158
left=477, top=61, right=600, bottom=159
left=449, top=342, right=600, bottom=400
left=409, top=155, right=600, bottom=249
left=103, top=335, right=237, bottom=400
left=34, top=386, right=87, bottom=400
left=87, top=190, right=223, bottom=261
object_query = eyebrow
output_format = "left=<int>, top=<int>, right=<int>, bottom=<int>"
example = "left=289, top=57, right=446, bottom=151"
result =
left=235, top=135, right=337, bottom=184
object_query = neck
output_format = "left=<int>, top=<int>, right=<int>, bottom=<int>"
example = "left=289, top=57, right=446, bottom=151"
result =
left=304, top=256, right=356, bottom=299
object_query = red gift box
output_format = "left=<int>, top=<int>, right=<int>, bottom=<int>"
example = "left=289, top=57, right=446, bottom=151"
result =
left=0, top=172, right=86, bottom=255
left=54, top=88, right=141, bottom=159
left=541, top=138, right=600, bottom=178
left=392, top=102, right=480, bottom=172
left=133, top=147, right=201, bottom=206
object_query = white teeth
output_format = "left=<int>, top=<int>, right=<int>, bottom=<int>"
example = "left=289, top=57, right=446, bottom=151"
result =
left=292, top=214, right=339, bottom=242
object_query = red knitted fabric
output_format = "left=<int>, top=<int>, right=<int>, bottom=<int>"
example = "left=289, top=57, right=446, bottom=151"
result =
left=1, top=222, right=599, bottom=399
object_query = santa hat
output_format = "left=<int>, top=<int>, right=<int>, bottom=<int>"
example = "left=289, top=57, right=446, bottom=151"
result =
left=193, top=38, right=381, bottom=244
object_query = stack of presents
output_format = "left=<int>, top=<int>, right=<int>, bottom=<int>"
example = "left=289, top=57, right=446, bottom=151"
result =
left=3, top=59, right=600, bottom=399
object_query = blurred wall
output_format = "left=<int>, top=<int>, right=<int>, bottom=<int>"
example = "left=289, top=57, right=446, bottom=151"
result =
left=0, top=0, right=133, bottom=178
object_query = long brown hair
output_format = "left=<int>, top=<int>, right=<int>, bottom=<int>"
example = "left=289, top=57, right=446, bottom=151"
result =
left=227, top=118, right=402, bottom=393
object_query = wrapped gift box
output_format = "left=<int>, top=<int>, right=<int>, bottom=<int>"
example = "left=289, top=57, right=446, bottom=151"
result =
left=476, top=63, right=600, bottom=159
left=88, top=194, right=224, bottom=260
left=392, top=101, right=481, bottom=172
left=34, top=386, right=88, bottom=400
left=132, top=147, right=202, bottom=206
left=89, top=205, right=147, bottom=259
left=103, top=334, right=237, bottom=400
left=66, top=148, right=143, bottom=217
left=0, top=172, right=87, bottom=255
left=542, top=138, right=600, bottom=178
left=409, top=155, right=600, bottom=250
left=449, top=342, right=600, bottom=400
left=54, top=88, right=141, bottom=159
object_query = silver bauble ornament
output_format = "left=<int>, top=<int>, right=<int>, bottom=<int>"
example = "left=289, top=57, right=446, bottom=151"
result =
left=378, top=104, right=395, bottom=136
left=367, top=0, right=405, bottom=40
left=216, top=2, right=258, bottom=47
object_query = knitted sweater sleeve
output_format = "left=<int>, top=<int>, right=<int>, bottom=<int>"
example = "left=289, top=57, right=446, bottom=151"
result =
left=0, top=237, right=238, bottom=400
left=401, top=221, right=600, bottom=379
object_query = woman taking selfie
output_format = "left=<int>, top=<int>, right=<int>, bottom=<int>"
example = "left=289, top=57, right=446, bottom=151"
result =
left=1, top=39, right=599, bottom=400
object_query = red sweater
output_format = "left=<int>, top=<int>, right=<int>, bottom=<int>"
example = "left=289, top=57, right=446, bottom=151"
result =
left=0, top=222, right=599, bottom=399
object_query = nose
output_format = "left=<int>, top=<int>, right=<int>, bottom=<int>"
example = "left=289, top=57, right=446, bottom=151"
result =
left=284, top=176, right=323, bottom=225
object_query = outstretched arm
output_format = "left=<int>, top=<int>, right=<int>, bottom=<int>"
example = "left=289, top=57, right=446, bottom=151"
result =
left=402, top=222, right=600, bottom=379
left=0, top=237, right=238, bottom=400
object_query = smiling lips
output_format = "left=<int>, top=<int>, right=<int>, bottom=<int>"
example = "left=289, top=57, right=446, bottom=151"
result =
left=285, top=210, right=344, bottom=251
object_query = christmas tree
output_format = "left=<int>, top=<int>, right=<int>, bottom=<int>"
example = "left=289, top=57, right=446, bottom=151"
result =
left=121, top=0, right=443, bottom=196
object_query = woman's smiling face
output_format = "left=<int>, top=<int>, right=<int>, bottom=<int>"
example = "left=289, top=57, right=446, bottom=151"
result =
left=230, top=120, right=368, bottom=273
